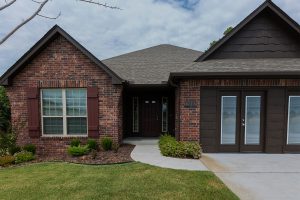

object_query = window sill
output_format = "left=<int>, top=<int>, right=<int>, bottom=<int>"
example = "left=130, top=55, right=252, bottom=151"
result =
left=41, top=135, right=88, bottom=138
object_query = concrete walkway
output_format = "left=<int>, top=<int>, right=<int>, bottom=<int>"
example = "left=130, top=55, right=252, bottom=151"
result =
left=202, top=153, right=300, bottom=200
left=123, top=138, right=207, bottom=171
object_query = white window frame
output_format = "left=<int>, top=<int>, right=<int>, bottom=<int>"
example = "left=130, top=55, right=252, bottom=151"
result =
left=41, top=88, right=88, bottom=137
left=287, top=96, right=300, bottom=145
left=162, top=97, right=168, bottom=133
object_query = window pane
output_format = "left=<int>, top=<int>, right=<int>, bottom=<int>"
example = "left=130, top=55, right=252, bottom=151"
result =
left=221, top=96, right=237, bottom=144
left=162, top=97, right=168, bottom=132
left=67, top=118, right=87, bottom=135
left=287, top=96, right=300, bottom=144
left=43, top=117, right=63, bottom=135
left=245, top=96, right=261, bottom=145
left=133, top=97, right=139, bottom=133
left=42, top=89, right=63, bottom=116
left=66, top=89, right=87, bottom=116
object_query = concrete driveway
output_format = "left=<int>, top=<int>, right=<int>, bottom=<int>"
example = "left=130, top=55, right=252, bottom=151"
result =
left=201, top=154, right=300, bottom=200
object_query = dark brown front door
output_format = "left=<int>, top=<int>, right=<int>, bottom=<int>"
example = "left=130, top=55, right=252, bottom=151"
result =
left=218, top=91, right=265, bottom=152
left=141, top=97, right=161, bottom=137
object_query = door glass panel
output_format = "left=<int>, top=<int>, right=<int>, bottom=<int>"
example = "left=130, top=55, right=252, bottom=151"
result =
left=245, top=96, right=261, bottom=144
left=287, top=96, right=300, bottom=144
left=221, top=96, right=237, bottom=144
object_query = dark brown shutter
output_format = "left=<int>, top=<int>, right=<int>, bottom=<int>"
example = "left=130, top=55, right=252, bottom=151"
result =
left=27, top=87, right=40, bottom=138
left=87, top=87, right=99, bottom=138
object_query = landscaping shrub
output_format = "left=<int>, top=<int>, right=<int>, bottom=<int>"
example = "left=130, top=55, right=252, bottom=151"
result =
left=14, top=151, right=35, bottom=164
left=23, top=144, right=36, bottom=155
left=70, top=139, right=81, bottom=147
left=0, top=130, right=17, bottom=156
left=67, top=145, right=89, bottom=156
left=100, top=137, right=113, bottom=151
left=112, top=142, right=119, bottom=153
left=159, top=134, right=201, bottom=159
left=8, top=146, right=21, bottom=155
left=87, top=139, right=98, bottom=150
left=0, top=155, right=15, bottom=167
left=0, top=86, right=11, bottom=133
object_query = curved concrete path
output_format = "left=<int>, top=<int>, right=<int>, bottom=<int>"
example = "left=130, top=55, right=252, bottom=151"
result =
left=123, top=138, right=207, bottom=171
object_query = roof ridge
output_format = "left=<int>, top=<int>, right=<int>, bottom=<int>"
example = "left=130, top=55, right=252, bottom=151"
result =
left=103, top=44, right=202, bottom=61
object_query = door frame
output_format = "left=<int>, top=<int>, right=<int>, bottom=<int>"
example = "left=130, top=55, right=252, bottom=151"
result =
left=217, top=89, right=266, bottom=152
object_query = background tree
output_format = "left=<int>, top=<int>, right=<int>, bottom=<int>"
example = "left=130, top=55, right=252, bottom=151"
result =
left=208, top=26, right=233, bottom=49
left=0, top=0, right=120, bottom=45
left=0, top=86, right=10, bottom=133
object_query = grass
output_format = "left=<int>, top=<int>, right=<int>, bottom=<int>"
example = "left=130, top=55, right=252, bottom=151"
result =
left=0, top=162, right=238, bottom=200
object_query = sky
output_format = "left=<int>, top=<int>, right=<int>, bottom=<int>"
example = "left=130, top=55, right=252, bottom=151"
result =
left=0, top=0, right=299, bottom=76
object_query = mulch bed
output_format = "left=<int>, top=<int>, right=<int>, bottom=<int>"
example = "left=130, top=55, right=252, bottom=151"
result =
left=37, top=144, right=135, bottom=165
left=0, top=144, right=135, bottom=169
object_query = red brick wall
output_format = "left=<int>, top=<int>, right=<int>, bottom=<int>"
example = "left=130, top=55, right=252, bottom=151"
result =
left=176, top=79, right=300, bottom=142
left=5, top=35, right=123, bottom=157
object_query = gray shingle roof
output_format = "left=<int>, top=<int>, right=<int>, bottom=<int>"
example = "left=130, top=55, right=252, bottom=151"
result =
left=103, top=44, right=202, bottom=84
left=181, top=58, right=300, bottom=73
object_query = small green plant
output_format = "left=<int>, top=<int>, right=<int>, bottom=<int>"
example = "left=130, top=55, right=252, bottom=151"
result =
left=70, top=139, right=81, bottom=147
left=67, top=145, right=89, bottom=157
left=0, top=155, right=15, bottom=167
left=100, top=137, right=113, bottom=151
left=23, top=144, right=36, bottom=155
left=87, top=139, right=98, bottom=150
left=14, top=151, right=35, bottom=164
left=159, top=134, right=201, bottom=159
left=8, top=146, right=21, bottom=155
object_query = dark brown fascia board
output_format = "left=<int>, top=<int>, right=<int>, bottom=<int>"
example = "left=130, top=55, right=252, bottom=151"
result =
left=0, top=25, right=125, bottom=86
left=195, top=0, right=300, bottom=62
left=169, top=71, right=300, bottom=82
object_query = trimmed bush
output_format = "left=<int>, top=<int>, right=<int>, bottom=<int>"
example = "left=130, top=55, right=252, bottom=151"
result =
left=23, top=144, right=36, bottom=155
left=0, top=155, right=15, bottom=167
left=87, top=139, right=98, bottom=150
left=100, top=137, right=113, bottom=151
left=159, top=134, right=201, bottom=159
left=67, top=145, right=89, bottom=157
left=14, top=151, right=35, bottom=164
left=70, top=139, right=81, bottom=147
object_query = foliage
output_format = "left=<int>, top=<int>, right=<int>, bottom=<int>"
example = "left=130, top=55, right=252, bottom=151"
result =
left=159, top=134, right=201, bottom=159
left=14, top=151, right=35, bottom=164
left=100, top=137, right=113, bottom=151
left=0, top=163, right=239, bottom=200
left=8, top=146, right=21, bottom=155
left=0, top=129, right=17, bottom=156
left=223, top=26, right=233, bottom=35
left=23, top=144, right=36, bottom=155
left=70, top=139, right=81, bottom=147
left=0, top=86, right=10, bottom=133
left=112, top=142, right=119, bottom=152
left=0, top=155, right=15, bottom=167
left=87, top=139, right=98, bottom=150
left=91, top=149, right=97, bottom=159
left=67, top=145, right=90, bottom=157
left=208, top=26, right=234, bottom=48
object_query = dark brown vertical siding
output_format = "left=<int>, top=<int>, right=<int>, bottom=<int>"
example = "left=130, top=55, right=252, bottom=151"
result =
left=265, top=89, right=285, bottom=153
left=200, top=88, right=218, bottom=152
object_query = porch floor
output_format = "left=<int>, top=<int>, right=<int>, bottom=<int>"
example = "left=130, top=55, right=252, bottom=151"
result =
left=123, top=138, right=208, bottom=171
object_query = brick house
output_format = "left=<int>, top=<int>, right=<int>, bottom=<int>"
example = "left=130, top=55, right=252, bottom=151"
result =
left=1, top=0, right=300, bottom=155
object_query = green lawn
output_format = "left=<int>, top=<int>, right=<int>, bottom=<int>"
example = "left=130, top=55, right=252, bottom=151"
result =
left=0, top=162, right=238, bottom=200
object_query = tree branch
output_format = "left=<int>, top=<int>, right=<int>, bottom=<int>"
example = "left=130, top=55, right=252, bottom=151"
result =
left=0, top=0, right=16, bottom=11
left=0, top=0, right=49, bottom=45
left=78, top=0, right=121, bottom=10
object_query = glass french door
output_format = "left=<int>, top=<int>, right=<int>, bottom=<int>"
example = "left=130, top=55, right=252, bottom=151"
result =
left=219, top=91, right=265, bottom=152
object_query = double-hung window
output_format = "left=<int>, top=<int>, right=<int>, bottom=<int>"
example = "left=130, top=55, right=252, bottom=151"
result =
left=41, top=89, right=87, bottom=136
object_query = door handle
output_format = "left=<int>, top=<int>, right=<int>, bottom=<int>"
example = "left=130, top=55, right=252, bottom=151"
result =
left=241, top=123, right=245, bottom=127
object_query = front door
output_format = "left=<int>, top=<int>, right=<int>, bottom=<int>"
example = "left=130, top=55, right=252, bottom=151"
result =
left=219, top=91, right=265, bottom=152
left=141, top=97, right=161, bottom=137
